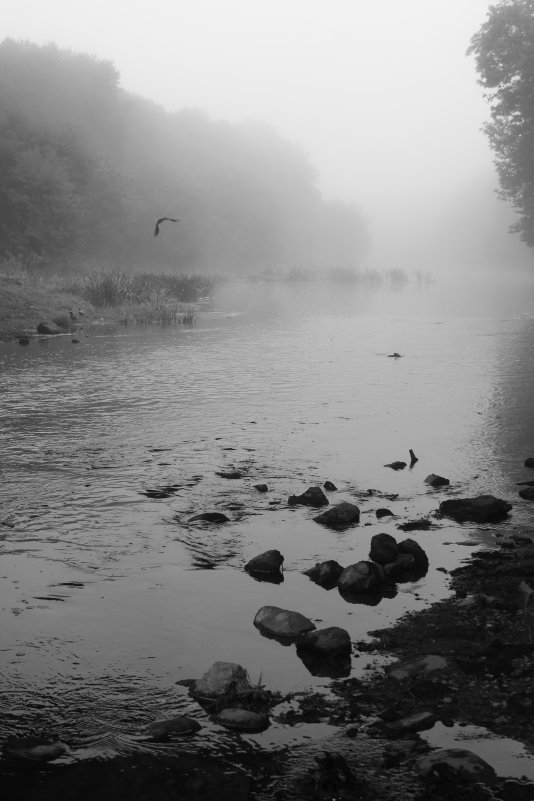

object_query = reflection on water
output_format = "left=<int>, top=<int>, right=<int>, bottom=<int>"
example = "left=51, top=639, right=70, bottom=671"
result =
left=1, top=279, right=534, bottom=756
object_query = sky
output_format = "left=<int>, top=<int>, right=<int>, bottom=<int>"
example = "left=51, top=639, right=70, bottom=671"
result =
left=2, top=0, right=531, bottom=271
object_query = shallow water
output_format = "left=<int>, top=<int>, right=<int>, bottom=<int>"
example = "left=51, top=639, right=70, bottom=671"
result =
left=1, top=277, right=534, bottom=760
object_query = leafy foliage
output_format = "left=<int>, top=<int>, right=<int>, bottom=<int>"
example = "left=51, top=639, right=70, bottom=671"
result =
left=0, top=38, right=369, bottom=271
left=468, top=0, right=534, bottom=246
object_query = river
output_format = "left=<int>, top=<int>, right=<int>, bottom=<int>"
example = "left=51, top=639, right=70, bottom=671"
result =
left=1, top=276, right=534, bottom=759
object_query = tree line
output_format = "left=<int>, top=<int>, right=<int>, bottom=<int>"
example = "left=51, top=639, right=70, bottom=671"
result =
left=0, top=38, right=369, bottom=272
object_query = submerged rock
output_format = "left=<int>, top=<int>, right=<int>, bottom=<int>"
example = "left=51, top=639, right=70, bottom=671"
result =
left=439, top=495, right=512, bottom=523
left=188, top=512, right=230, bottom=524
left=215, top=708, right=269, bottom=732
left=323, top=480, right=337, bottom=491
left=337, top=561, right=385, bottom=594
left=2, top=736, right=69, bottom=762
left=369, top=533, right=398, bottom=564
left=303, top=560, right=344, bottom=588
left=383, top=553, right=417, bottom=578
left=143, top=716, right=201, bottom=740
left=313, top=501, right=360, bottom=529
left=254, top=483, right=269, bottom=492
left=244, top=549, right=284, bottom=576
left=416, top=748, right=497, bottom=784
left=193, top=662, right=252, bottom=697
left=216, top=471, right=243, bottom=479
left=288, top=486, right=329, bottom=508
left=519, top=486, right=534, bottom=501
left=254, top=606, right=316, bottom=640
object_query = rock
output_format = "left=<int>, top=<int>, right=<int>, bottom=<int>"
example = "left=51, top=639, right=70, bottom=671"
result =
left=143, top=716, right=201, bottom=740
left=215, top=708, right=269, bottom=732
left=193, top=662, right=252, bottom=697
left=525, top=457, right=534, bottom=468
left=425, top=473, right=450, bottom=487
left=36, top=322, right=62, bottom=335
left=439, top=495, right=512, bottom=523
left=384, top=461, right=407, bottom=470
left=216, top=471, right=242, bottom=479
left=288, top=486, right=329, bottom=507
left=254, top=483, right=268, bottom=492
left=296, top=626, right=351, bottom=657
left=313, top=501, right=360, bottom=529
left=519, top=486, right=534, bottom=500
left=297, top=648, right=352, bottom=678
left=2, top=736, right=69, bottom=762
left=244, top=549, right=284, bottom=575
left=397, top=518, right=433, bottom=531
left=337, top=561, right=385, bottom=594
left=388, top=654, right=448, bottom=680
left=383, top=553, right=417, bottom=578
left=376, top=508, right=393, bottom=518
left=254, top=606, right=316, bottom=640
left=398, top=538, right=429, bottom=570
left=416, top=748, right=497, bottom=784
left=387, top=711, right=436, bottom=734
left=188, top=512, right=230, bottom=523
left=323, top=480, right=337, bottom=491
left=303, top=560, right=343, bottom=588
left=369, top=533, right=398, bottom=564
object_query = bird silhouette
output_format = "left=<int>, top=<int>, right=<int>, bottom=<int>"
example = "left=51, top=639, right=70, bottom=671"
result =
left=154, top=217, right=179, bottom=237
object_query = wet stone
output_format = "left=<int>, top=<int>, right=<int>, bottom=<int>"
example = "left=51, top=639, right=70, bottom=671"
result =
left=337, top=561, right=385, bottom=594
left=143, top=716, right=201, bottom=740
left=244, top=549, right=284, bottom=575
left=215, top=708, right=269, bottom=732
left=323, top=480, right=337, bottom=491
left=313, top=501, right=360, bottom=529
left=296, top=626, right=351, bottom=657
left=303, top=559, right=344, bottom=588
left=376, top=508, right=393, bottom=518
left=439, top=495, right=512, bottom=523
left=193, top=662, right=252, bottom=697
left=254, top=606, right=316, bottom=640
left=387, top=711, right=436, bottom=734
left=519, top=486, right=534, bottom=501
left=288, top=486, right=329, bottom=507
left=188, top=512, right=230, bottom=523
left=425, top=473, right=450, bottom=487
left=388, top=654, right=448, bottom=680
left=369, top=533, right=399, bottom=564
left=525, top=457, right=534, bottom=469
left=254, top=483, right=268, bottom=492
left=416, top=748, right=497, bottom=784
left=2, top=736, right=69, bottom=762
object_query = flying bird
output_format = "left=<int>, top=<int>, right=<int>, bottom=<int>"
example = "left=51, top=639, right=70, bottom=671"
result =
left=154, top=217, right=179, bottom=237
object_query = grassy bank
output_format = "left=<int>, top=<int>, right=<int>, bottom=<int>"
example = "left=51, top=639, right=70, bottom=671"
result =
left=0, top=266, right=219, bottom=341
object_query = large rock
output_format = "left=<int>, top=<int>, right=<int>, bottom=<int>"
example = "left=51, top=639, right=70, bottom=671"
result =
left=253, top=606, right=315, bottom=640
left=416, top=748, right=497, bottom=784
left=337, top=561, right=385, bottom=594
left=288, top=486, right=329, bottom=507
left=383, top=553, right=417, bottom=578
left=296, top=626, right=351, bottom=657
left=215, top=708, right=269, bottom=732
left=439, top=495, right=512, bottom=523
left=313, top=501, right=360, bottom=529
left=244, top=550, right=284, bottom=575
left=519, top=486, right=534, bottom=501
left=398, top=538, right=429, bottom=570
left=303, top=560, right=344, bottom=588
left=193, top=662, right=252, bottom=697
left=369, top=533, right=399, bottom=564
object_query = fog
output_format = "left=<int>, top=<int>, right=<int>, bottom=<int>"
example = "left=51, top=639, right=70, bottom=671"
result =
left=2, top=0, right=533, bottom=276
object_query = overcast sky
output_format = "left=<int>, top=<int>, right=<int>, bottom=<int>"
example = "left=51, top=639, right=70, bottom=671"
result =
left=3, top=0, right=529, bottom=270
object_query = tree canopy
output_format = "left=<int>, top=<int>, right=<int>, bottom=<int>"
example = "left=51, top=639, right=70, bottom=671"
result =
left=468, top=0, right=534, bottom=246
left=0, top=39, right=368, bottom=272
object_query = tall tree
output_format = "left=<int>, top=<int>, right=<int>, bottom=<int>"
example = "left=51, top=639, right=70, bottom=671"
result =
left=469, top=0, right=534, bottom=246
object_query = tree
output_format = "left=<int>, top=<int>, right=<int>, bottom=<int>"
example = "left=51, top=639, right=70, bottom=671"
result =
left=468, top=0, right=534, bottom=246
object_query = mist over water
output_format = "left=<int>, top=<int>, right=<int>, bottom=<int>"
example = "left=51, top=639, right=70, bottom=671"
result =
left=2, top=276, right=534, bottom=756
